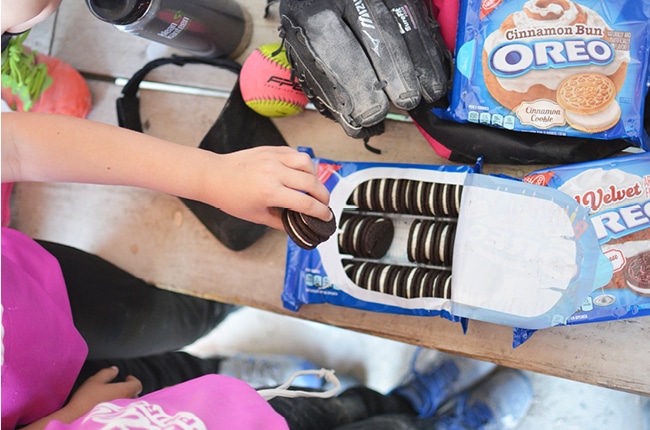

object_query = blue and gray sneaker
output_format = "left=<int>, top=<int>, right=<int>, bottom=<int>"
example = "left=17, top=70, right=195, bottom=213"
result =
left=218, top=353, right=324, bottom=389
left=433, top=367, right=533, bottom=430
left=391, top=349, right=498, bottom=418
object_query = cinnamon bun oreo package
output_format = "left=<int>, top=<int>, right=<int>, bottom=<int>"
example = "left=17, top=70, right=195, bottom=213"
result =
left=519, top=152, right=650, bottom=335
left=441, top=0, right=650, bottom=150
left=282, top=148, right=613, bottom=331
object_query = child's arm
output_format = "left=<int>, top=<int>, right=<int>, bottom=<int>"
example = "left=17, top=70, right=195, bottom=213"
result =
left=1, top=112, right=331, bottom=230
left=19, top=367, right=142, bottom=430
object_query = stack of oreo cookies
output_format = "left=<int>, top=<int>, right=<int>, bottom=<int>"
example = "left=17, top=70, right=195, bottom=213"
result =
left=283, top=208, right=337, bottom=250
left=407, top=219, right=456, bottom=266
left=338, top=214, right=394, bottom=259
left=347, top=178, right=463, bottom=217
left=343, top=261, right=452, bottom=300
left=338, top=177, right=461, bottom=301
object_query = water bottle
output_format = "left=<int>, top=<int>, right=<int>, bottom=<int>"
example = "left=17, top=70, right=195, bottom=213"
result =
left=85, top=0, right=252, bottom=58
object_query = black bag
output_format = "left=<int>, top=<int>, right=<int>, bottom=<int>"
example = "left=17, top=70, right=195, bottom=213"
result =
left=409, top=93, right=648, bottom=165
left=117, top=55, right=289, bottom=251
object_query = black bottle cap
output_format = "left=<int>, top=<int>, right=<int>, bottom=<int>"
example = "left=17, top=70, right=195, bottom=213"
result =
left=85, top=0, right=152, bottom=25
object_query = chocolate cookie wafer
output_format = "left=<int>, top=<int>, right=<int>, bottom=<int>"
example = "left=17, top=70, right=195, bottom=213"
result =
left=283, top=207, right=336, bottom=250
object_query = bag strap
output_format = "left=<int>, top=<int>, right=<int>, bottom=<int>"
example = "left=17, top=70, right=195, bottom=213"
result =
left=114, top=55, right=292, bottom=251
left=116, top=55, right=242, bottom=132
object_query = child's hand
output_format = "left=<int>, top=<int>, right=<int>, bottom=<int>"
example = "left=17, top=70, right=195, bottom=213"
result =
left=64, top=367, right=142, bottom=420
left=21, top=367, right=142, bottom=429
left=203, top=146, right=332, bottom=231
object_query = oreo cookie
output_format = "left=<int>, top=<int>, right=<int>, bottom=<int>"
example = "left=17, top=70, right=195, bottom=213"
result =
left=422, top=220, right=439, bottom=264
left=436, top=223, right=450, bottom=266
left=415, top=181, right=432, bottom=216
left=449, top=184, right=463, bottom=217
left=347, top=184, right=361, bottom=207
left=443, top=222, right=457, bottom=266
left=361, top=179, right=376, bottom=211
left=432, top=270, right=452, bottom=299
left=373, top=264, right=392, bottom=293
left=433, top=183, right=445, bottom=216
left=283, top=207, right=337, bottom=250
left=338, top=214, right=363, bottom=255
left=407, top=219, right=423, bottom=262
left=355, top=261, right=375, bottom=287
left=625, top=251, right=650, bottom=296
left=343, top=259, right=358, bottom=278
left=416, top=220, right=433, bottom=264
left=400, top=267, right=422, bottom=298
left=419, top=269, right=437, bottom=297
left=378, top=178, right=393, bottom=212
left=403, top=179, right=416, bottom=214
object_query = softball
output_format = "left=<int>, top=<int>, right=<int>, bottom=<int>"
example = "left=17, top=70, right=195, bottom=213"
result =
left=239, top=43, right=308, bottom=118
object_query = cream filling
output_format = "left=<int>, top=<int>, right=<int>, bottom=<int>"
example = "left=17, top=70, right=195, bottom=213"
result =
left=565, top=100, right=621, bottom=130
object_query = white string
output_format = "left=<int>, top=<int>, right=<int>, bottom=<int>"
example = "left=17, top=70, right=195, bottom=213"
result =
left=257, top=368, right=341, bottom=401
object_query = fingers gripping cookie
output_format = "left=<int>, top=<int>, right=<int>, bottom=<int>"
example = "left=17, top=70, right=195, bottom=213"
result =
left=278, top=0, right=451, bottom=139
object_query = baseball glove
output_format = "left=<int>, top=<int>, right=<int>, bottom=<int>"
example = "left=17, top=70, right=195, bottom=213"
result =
left=278, top=0, right=452, bottom=139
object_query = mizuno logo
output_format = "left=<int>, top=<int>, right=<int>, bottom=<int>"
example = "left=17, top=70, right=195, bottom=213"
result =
left=363, top=30, right=381, bottom=56
left=354, top=0, right=375, bottom=29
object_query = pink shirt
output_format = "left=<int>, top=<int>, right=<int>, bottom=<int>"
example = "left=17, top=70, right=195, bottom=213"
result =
left=1, top=227, right=88, bottom=429
left=45, top=375, right=289, bottom=430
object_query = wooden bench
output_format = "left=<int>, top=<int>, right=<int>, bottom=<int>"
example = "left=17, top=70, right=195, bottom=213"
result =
left=12, top=0, right=649, bottom=397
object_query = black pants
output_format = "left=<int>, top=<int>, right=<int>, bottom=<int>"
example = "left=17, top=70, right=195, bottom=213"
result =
left=268, top=387, right=427, bottom=430
left=38, top=240, right=235, bottom=360
left=37, top=240, right=234, bottom=392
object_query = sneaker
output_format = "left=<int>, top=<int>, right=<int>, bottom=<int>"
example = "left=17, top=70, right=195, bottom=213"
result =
left=218, top=353, right=324, bottom=389
left=391, top=349, right=498, bottom=418
left=433, top=367, right=533, bottom=430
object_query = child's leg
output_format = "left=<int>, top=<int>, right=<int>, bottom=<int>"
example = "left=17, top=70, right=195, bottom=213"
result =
left=37, top=240, right=235, bottom=360
left=268, top=386, right=416, bottom=430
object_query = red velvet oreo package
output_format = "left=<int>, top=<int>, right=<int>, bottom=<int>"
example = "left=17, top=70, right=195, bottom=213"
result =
left=282, top=148, right=611, bottom=332
left=522, top=152, right=650, bottom=327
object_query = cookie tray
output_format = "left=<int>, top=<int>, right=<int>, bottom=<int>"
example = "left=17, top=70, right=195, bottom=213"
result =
left=282, top=153, right=613, bottom=330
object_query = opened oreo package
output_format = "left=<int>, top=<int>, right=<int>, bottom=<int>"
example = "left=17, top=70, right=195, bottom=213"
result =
left=521, top=152, right=650, bottom=329
left=282, top=148, right=614, bottom=330
left=439, top=0, right=650, bottom=150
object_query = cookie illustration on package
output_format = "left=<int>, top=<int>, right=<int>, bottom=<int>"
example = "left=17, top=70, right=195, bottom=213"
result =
left=624, top=251, right=650, bottom=297
left=556, top=73, right=621, bottom=133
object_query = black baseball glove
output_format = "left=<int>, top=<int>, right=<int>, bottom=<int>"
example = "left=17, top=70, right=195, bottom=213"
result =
left=278, top=0, right=452, bottom=139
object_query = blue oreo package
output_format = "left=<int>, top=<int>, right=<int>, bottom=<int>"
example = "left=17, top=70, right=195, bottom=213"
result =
left=443, top=0, right=650, bottom=150
left=282, top=149, right=612, bottom=333
left=521, top=152, right=650, bottom=330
